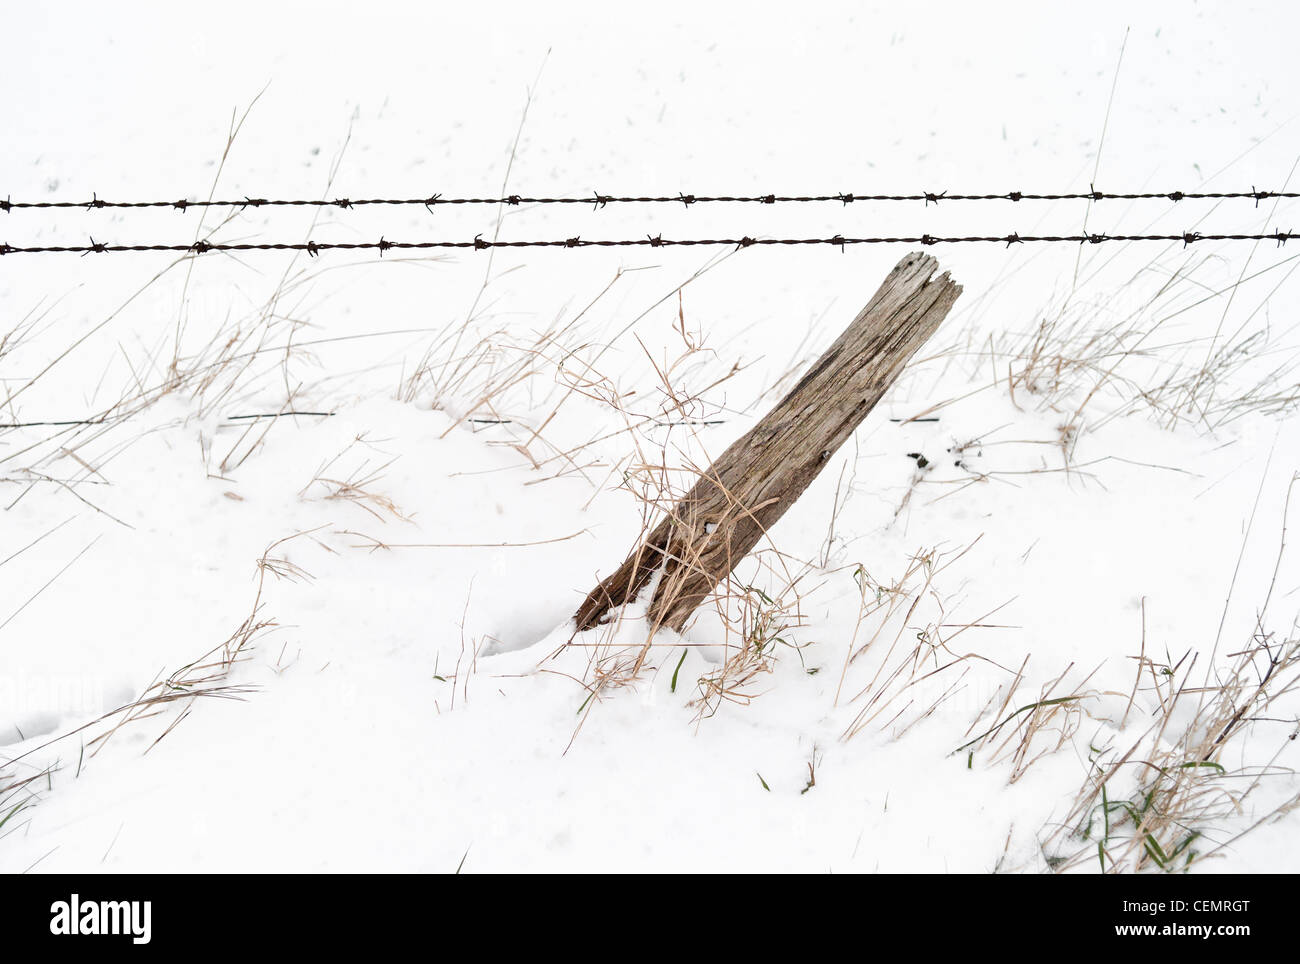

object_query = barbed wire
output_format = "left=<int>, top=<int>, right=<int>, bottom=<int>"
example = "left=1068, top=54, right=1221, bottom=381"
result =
left=2, top=187, right=1298, bottom=213
left=0, top=411, right=729, bottom=430
left=0, top=411, right=338, bottom=430
left=0, top=231, right=1294, bottom=257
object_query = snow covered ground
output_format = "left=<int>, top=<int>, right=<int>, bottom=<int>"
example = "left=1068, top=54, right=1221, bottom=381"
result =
left=2, top=0, right=1299, bottom=873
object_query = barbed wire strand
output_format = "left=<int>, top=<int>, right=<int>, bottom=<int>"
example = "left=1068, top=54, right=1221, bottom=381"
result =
left=0, top=231, right=1294, bottom=257
left=0, top=411, right=730, bottom=430
left=2, top=188, right=1298, bottom=213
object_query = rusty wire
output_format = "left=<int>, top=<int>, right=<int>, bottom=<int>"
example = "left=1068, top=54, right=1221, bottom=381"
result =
left=2, top=188, right=1298, bottom=212
left=0, top=231, right=1294, bottom=257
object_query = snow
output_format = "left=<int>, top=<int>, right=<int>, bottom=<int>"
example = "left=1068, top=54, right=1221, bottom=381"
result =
left=2, top=0, right=1299, bottom=873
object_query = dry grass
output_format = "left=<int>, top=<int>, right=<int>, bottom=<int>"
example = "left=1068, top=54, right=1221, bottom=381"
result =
left=957, top=660, right=1109, bottom=784
left=0, top=529, right=310, bottom=835
left=690, top=569, right=811, bottom=721
left=300, top=434, right=410, bottom=523
left=0, top=95, right=445, bottom=506
left=1034, top=621, right=1300, bottom=873
left=834, top=539, right=1019, bottom=743
left=956, top=478, right=1300, bottom=873
left=975, top=246, right=1300, bottom=442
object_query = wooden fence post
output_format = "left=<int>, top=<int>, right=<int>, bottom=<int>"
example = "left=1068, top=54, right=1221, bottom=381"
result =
left=574, top=252, right=962, bottom=635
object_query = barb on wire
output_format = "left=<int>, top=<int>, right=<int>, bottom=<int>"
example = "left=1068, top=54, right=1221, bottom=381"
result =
left=1, top=188, right=1297, bottom=213
left=0, top=231, right=1294, bottom=257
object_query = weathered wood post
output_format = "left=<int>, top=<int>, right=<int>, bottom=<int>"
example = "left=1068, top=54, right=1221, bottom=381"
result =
left=574, top=252, right=961, bottom=635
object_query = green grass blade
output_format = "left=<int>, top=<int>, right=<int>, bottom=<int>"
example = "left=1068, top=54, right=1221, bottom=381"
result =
left=671, top=648, right=688, bottom=693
